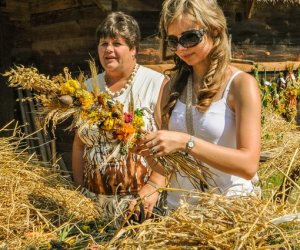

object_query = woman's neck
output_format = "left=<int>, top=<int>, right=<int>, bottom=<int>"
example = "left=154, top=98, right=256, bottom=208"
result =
left=192, top=61, right=209, bottom=85
left=104, top=63, right=139, bottom=97
left=105, top=62, right=136, bottom=86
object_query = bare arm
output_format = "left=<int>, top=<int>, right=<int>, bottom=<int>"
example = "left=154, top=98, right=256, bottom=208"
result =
left=133, top=76, right=170, bottom=218
left=140, top=72, right=261, bottom=180
left=72, top=131, right=85, bottom=187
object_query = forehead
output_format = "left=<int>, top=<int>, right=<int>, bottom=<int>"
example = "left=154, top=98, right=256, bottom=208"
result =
left=167, top=14, right=200, bottom=36
left=99, top=35, right=125, bottom=42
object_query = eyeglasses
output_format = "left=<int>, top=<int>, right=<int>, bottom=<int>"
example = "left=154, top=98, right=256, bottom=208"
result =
left=165, top=28, right=207, bottom=51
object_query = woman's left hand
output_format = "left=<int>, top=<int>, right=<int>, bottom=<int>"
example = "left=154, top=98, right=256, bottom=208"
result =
left=128, top=183, right=159, bottom=219
left=136, top=130, right=187, bottom=157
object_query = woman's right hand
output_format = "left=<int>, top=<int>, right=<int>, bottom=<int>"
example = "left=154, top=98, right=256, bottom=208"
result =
left=136, top=130, right=188, bottom=157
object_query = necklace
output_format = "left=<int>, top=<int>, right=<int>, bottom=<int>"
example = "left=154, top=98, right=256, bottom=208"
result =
left=104, top=64, right=139, bottom=97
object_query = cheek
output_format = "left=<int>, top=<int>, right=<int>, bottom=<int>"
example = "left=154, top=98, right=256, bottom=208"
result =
left=98, top=46, right=106, bottom=58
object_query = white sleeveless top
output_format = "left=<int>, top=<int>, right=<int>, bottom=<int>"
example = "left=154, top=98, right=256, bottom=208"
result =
left=78, top=65, right=165, bottom=195
left=85, top=65, right=164, bottom=112
left=167, top=71, right=258, bottom=209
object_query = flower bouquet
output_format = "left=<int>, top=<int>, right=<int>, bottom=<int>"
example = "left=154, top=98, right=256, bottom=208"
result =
left=3, top=62, right=212, bottom=187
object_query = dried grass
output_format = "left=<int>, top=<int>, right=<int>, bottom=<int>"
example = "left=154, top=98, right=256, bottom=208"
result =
left=0, top=123, right=100, bottom=249
left=0, top=108, right=300, bottom=249
left=101, top=108, right=300, bottom=250
left=105, top=193, right=299, bottom=249
left=260, top=108, right=300, bottom=191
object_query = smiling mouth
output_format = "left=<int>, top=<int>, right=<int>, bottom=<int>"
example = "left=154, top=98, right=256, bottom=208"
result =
left=181, top=53, right=193, bottom=59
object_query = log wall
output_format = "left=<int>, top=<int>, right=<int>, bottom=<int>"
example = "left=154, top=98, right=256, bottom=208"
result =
left=1, top=0, right=299, bottom=74
left=1, top=0, right=299, bottom=170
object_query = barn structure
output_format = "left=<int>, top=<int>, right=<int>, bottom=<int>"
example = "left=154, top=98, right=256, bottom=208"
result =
left=0, top=0, right=299, bottom=170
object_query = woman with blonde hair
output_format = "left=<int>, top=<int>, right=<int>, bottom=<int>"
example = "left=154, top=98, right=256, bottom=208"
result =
left=138, top=0, right=261, bottom=210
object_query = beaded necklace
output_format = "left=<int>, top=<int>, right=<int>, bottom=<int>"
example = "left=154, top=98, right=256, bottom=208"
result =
left=104, top=64, right=139, bottom=97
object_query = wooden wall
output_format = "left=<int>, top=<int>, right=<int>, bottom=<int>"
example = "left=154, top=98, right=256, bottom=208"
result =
left=0, top=0, right=299, bottom=170
left=0, top=10, right=16, bottom=133
left=225, top=1, right=300, bottom=62
left=1, top=0, right=299, bottom=74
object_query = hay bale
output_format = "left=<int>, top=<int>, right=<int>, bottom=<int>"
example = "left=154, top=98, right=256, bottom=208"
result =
left=107, top=193, right=300, bottom=249
left=0, top=125, right=101, bottom=248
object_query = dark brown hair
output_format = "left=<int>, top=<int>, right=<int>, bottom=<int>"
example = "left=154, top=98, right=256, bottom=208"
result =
left=96, top=11, right=141, bottom=53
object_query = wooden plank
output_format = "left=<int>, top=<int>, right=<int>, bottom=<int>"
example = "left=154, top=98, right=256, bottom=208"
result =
left=92, top=0, right=112, bottom=11
left=29, top=0, right=94, bottom=14
left=5, top=0, right=29, bottom=21
left=232, top=44, right=300, bottom=62
left=31, top=20, right=95, bottom=41
left=31, top=36, right=95, bottom=54
left=144, top=61, right=300, bottom=74
left=30, top=5, right=106, bottom=26
left=25, top=90, right=52, bottom=165
left=16, top=89, right=36, bottom=155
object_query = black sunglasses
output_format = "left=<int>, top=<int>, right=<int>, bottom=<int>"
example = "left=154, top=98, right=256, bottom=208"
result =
left=165, top=28, right=207, bottom=51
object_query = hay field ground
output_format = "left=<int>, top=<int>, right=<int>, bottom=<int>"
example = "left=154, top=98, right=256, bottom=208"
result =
left=0, top=109, right=299, bottom=249
left=0, top=108, right=300, bottom=249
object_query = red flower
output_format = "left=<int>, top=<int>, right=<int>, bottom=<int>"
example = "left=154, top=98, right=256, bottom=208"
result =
left=124, top=112, right=133, bottom=123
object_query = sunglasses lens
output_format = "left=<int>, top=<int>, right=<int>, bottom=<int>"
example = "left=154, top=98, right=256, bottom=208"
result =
left=180, top=31, right=202, bottom=48
left=166, top=29, right=206, bottom=51
left=166, top=36, right=178, bottom=51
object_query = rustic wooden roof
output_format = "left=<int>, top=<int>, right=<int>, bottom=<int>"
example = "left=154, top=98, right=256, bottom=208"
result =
left=256, top=0, right=300, bottom=3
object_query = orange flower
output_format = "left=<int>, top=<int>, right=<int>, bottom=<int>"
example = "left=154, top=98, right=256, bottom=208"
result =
left=117, top=124, right=135, bottom=141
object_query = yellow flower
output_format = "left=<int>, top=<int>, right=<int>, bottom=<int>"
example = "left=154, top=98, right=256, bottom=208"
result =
left=133, top=116, right=145, bottom=128
left=77, top=89, right=94, bottom=109
left=102, top=117, right=115, bottom=130
left=60, top=80, right=81, bottom=95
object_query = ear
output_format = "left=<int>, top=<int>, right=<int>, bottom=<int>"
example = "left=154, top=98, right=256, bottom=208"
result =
left=131, top=47, right=137, bottom=57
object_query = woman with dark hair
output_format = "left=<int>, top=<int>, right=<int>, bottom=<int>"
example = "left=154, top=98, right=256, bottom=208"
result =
left=138, top=0, right=261, bottom=210
left=72, top=11, right=168, bottom=226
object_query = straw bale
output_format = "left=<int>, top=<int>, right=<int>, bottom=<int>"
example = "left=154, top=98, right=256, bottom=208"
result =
left=0, top=126, right=100, bottom=249
left=1, top=106, right=300, bottom=249
left=259, top=108, right=300, bottom=197
left=106, top=192, right=300, bottom=249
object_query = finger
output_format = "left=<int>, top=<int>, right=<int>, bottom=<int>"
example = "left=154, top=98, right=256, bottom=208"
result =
left=133, top=144, right=148, bottom=153
left=140, top=132, right=156, bottom=144
left=153, top=150, right=166, bottom=157
left=137, top=148, right=152, bottom=156
left=145, top=205, right=154, bottom=219
left=128, top=200, right=136, bottom=212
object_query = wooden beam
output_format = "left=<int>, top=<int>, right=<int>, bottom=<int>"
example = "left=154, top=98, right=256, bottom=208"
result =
left=30, top=6, right=105, bottom=26
left=144, top=61, right=300, bottom=74
left=29, top=0, right=94, bottom=14
left=92, top=0, right=111, bottom=11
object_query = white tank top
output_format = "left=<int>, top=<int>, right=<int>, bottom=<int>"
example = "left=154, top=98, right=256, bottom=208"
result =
left=167, top=71, right=257, bottom=210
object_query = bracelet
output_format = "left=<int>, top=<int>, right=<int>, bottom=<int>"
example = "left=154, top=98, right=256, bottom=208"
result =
left=146, top=180, right=160, bottom=190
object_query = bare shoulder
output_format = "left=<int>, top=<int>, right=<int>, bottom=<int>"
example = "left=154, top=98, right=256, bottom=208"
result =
left=230, top=67, right=259, bottom=94
left=227, top=66, right=261, bottom=110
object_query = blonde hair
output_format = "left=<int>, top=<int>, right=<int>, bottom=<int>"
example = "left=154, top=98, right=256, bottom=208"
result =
left=160, top=0, right=230, bottom=117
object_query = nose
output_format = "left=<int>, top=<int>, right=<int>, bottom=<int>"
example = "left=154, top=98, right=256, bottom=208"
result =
left=105, top=43, right=114, bottom=52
